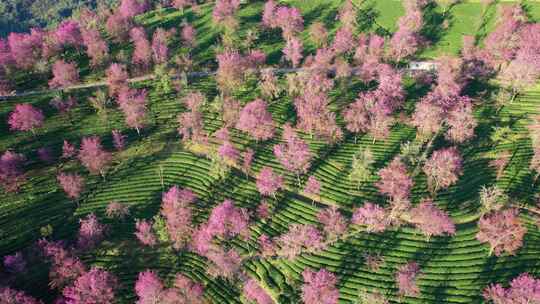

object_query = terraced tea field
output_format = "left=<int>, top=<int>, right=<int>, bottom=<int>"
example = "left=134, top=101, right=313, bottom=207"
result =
left=2, top=0, right=540, bottom=303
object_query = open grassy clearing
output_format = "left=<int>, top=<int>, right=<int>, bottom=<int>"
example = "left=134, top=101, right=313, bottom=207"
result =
left=2, top=0, right=540, bottom=303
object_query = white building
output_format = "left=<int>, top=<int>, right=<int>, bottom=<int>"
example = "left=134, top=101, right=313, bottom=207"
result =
left=408, top=61, right=439, bottom=72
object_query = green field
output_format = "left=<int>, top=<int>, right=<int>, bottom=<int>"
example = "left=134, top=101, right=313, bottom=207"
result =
left=2, top=0, right=540, bottom=303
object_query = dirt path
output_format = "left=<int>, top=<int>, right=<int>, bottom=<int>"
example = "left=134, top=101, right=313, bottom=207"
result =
left=0, top=66, right=423, bottom=101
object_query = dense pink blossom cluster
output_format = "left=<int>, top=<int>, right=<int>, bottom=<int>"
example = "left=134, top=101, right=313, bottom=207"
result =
left=343, top=65, right=404, bottom=141
left=77, top=213, right=106, bottom=250
left=409, top=199, right=456, bottom=238
left=206, top=199, right=250, bottom=240
left=130, top=27, right=152, bottom=69
left=161, top=186, right=197, bottom=250
left=135, top=219, right=157, bottom=247
left=57, top=172, right=84, bottom=200
left=423, top=147, right=463, bottom=194
left=236, top=99, right=275, bottom=141
left=63, top=267, right=117, bottom=303
left=61, top=140, right=77, bottom=159
left=294, top=88, right=343, bottom=142
left=8, top=104, right=44, bottom=133
left=317, top=206, right=347, bottom=238
left=49, top=60, right=79, bottom=89
left=7, top=29, right=44, bottom=69
left=119, top=0, right=148, bottom=19
left=484, top=273, right=540, bottom=303
left=213, top=0, right=241, bottom=24
left=55, top=20, right=82, bottom=48
left=0, top=287, right=42, bottom=304
left=107, top=63, right=129, bottom=97
left=262, top=1, right=304, bottom=40
left=376, top=157, right=413, bottom=203
left=476, top=208, right=526, bottom=256
left=389, top=0, right=425, bottom=61
left=118, top=87, right=148, bottom=134
left=396, top=261, right=421, bottom=297
left=78, top=136, right=112, bottom=175
left=352, top=202, right=389, bottom=233
left=243, top=279, right=273, bottom=304
left=256, top=167, right=284, bottom=197
left=81, top=28, right=109, bottom=67
left=301, top=268, right=339, bottom=304
left=303, top=175, right=321, bottom=197
left=275, top=224, right=325, bottom=259
left=152, top=28, right=174, bottom=64
left=135, top=271, right=205, bottom=303
left=274, top=124, right=312, bottom=176
left=39, top=240, right=86, bottom=290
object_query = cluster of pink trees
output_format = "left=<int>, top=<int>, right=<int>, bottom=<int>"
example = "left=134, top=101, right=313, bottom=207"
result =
left=293, top=73, right=342, bottom=142
left=213, top=0, right=241, bottom=26
left=342, top=64, right=404, bottom=142
left=130, top=27, right=153, bottom=70
left=4, top=1, right=540, bottom=303
left=191, top=199, right=249, bottom=279
left=411, top=56, right=478, bottom=143
left=376, top=157, right=413, bottom=204
left=39, top=240, right=86, bottom=290
left=63, top=267, right=117, bottom=303
left=134, top=219, right=157, bottom=247
left=76, top=213, right=107, bottom=251
left=263, top=1, right=305, bottom=67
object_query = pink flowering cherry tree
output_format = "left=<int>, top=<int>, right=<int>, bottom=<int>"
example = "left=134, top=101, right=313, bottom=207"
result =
left=236, top=99, right=275, bottom=142
left=396, top=261, right=421, bottom=297
left=8, top=103, right=44, bottom=134
left=78, top=136, right=112, bottom=176
left=49, top=60, right=79, bottom=89
left=274, top=124, right=312, bottom=184
left=256, top=167, right=284, bottom=198
left=301, top=268, right=339, bottom=304
left=62, top=267, right=117, bottom=303
left=57, top=172, right=84, bottom=201
left=476, top=208, right=527, bottom=256
left=423, top=147, right=463, bottom=196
